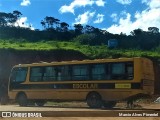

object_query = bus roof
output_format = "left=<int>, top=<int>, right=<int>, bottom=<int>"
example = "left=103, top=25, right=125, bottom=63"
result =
left=13, top=57, right=147, bottom=68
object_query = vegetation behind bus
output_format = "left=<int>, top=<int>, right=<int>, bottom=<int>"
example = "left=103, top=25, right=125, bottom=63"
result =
left=0, top=40, right=160, bottom=60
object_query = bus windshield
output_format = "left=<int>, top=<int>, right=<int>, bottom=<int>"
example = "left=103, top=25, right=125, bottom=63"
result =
left=10, top=67, right=28, bottom=83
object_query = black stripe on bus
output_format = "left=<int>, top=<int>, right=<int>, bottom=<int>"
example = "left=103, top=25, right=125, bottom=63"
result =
left=10, top=83, right=141, bottom=90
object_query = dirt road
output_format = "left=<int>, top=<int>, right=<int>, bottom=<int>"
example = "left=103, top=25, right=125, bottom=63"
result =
left=0, top=102, right=159, bottom=120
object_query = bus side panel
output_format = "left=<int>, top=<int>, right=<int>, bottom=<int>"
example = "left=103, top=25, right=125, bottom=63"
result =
left=25, top=90, right=59, bottom=100
left=153, top=62, right=160, bottom=95
left=141, top=58, right=154, bottom=80
left=141, top=58, right=154, bottom=95
left=24, top=90, right=87, bottom=100
left=133, top=58, right=142, bottom=83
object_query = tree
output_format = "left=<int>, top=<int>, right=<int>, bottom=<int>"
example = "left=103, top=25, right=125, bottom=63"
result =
left=148, top=27, right=159, bottom=34
left=12, top=10, right=22, bottom=26
left=93, top=27, right=101, bottom=34
left=40, top=20, right=46, bottom=29
left=7, top=13, right=17, bottom=26
left=12, top=10, right=22, bottom=19
left=84, top=25, right=95, bottom=33
left=74, top=24, right=83, bottom=35
left=44, top=16, right=54, bottom=28
left=54, top=18, right=60, bottom=29
left=0, top=12, right=8, bottom=26
left=43, top=16, right=60, bottom=29
left=60, top=22, right=69, bottom=32
left=0, top=11, right=22, bottom=27
left=130, top=28, right=143, bottom=36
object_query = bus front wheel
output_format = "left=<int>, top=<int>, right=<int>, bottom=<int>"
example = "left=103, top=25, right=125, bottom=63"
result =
left=86, top=92, right=102, bottom=108
left=17, top=93, right=28, bottom=107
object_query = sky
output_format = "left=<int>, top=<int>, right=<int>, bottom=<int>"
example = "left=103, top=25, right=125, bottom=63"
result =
left=0, top=0, right=160, bottom=35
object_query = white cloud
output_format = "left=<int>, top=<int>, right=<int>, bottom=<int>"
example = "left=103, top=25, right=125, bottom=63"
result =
left=120, top=10, right=127, bottom=16
left=21, top=0, right=31, bottom=6
left=142, top=0, right=160, bottom=9
left=116, top=0, right=132, bottom=5
left=59, top=0, right=94, bottom=14
left=106, top=0, right=160, bottom=35
left=133, top=8, right=160, bottom=30
left=95, top=0, right=105, bottom=6
left=94, top=14, right=104, bottom=23
left=110, top=11, right=128, bottom=23
left=59, top=0, right=105, bottom=14
left=15, top=17, right=34, bottom=30
left=74, top=11, right=95, bottom=25
left=110, top=13, right=118, bottom=22
left=59, top=5, right=74, bottom=14
left=107, top=13, right=133, bottom=34
left=142, top=0, right=147, bottom=4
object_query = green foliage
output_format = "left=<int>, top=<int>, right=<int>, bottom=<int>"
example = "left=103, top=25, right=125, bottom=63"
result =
left=0, top=39, right=160, bottom=60
left=0, top=10, right=160, bottom=61
left=73, top=33, right=96, bottom=45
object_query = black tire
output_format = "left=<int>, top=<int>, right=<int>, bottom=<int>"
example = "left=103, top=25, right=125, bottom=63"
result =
left=103, top=101, right=116, bottom=109
left=17, top=93, right=28, bottom=107
left=35, top=100, right=46, bottom=106
left=86, top=92, right=102, bottom=108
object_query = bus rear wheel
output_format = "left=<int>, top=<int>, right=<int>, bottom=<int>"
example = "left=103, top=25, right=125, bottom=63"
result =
left=17, top=93, right=28, bottom=107
left=35, top=100, right=46, bottom=106
left=86, top=92, right=102, bottom=108
left=103, top=101, right=116, bottom=109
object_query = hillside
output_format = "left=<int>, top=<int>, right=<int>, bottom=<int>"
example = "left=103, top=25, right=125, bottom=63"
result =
left=0, top=39, right=160, bottom=60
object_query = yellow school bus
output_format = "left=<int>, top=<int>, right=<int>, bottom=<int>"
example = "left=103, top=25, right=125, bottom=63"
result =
left=8, top=57, right=154, bottom=108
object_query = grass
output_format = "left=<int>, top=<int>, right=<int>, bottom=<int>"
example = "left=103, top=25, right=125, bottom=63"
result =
left=0, top=39, right=160, bottom=60
left=0, top=39, right=81, bottom=50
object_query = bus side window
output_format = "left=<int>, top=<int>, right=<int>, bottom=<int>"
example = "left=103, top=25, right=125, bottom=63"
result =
left=30, top=67, right=43, bottom=82
left=43, top=67, right=56, bottom=81
left=105, top=64, right=111, bottom=80
left=53, top=67, right=63, bottom=81
left=111, top=62, right=133, bottom=80
left=126, top=62, right=134, bottom=79
left=91, top=64, right=105, bottom=80
left=72, top=65, right=89, bottom=80
left=10, top=67, right=27, bottom=83
left=111, top=63, right=126, bottom=80
left=57, top=69, right=62, bottom=81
